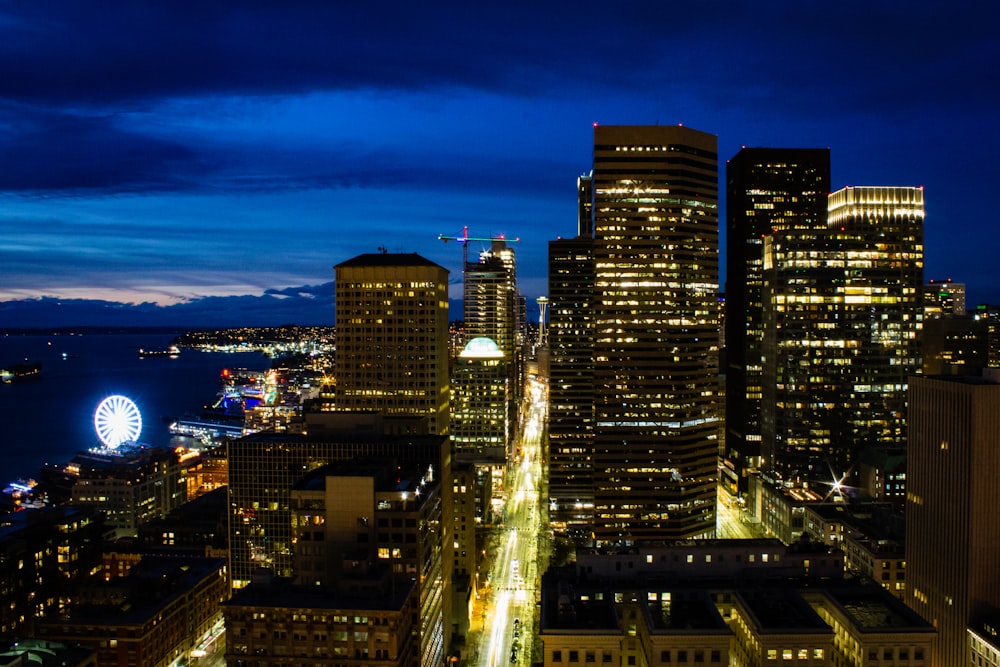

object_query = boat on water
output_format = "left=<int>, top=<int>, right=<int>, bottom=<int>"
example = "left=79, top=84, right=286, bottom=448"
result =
left=138, top=345, right=181, bottom=358
left=1, top=361, right=42, bottom=383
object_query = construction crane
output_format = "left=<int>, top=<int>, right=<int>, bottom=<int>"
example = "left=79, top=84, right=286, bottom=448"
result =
left=438, top=226, right=520, bottom=265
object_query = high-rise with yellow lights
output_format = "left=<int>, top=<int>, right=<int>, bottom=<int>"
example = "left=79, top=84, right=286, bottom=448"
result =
left=762, top=186, right=924, bottom=484
left=725, top=148, right=830, bottom=495
left=591, top=124, right=719, bottom=544
left=333, top=252, right=451, bottom=435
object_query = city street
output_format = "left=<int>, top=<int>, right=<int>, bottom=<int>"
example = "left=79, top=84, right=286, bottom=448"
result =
left=716, top=488, right=758, bottom=539
left=473, top=379, right=547, bottom=667
left=469, top=377, right=761, bottom=666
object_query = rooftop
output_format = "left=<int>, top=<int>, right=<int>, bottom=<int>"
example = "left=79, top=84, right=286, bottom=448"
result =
left=824, top=587, right=934, bottom=632
left=226, top=574, right=415, bottom=613
left=644, top=590, right=730, bottom=633
left=334, top=252, right=446, bottom=270
left=737, top=588, right=832, bottom=633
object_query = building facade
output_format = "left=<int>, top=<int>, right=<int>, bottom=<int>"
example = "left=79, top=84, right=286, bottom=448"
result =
left=547, top=233, right=595, bottom=535
left=451, top=337, right=508, bottom=463
left=288, top=461, right=445, bottom=667
left=462, top=241, right=522, bottom=453
left=332, top=252, right=450, bottom=436
left=227, top=430, right=449, bottom=589
left=591, top=124, right=719, bottom=543
left=35, top=556, right=228, bottom=667
left=762, top=186, right=924, bottom=484
left=923, top=278, right=966, bottom=317
left=541, top=543, right=930, bottom=667
left=68, top=445, right=186, bottom=539
left=725, top=148, right=830, bottom=494
left=905, top=373, right=1000, bottom=667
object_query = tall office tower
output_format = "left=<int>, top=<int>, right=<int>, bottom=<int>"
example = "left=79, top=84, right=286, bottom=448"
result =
left=547, top=235, right=595, bottom=535
left=762, top=186, right=924, bottom=483
left=333, top=253, right=450, bottom=435
left=906, top=373, right=1000, bottom=667
left=465, top=241, right=517, bottom=357
left=924, top=278, right=966, bottom=318
left=591, top=124, right=719, bottom=544
left=725, top=148, right=830, bottom=494
left=451, top=336, right=509, bottom=462
left=464, top=241, right=520, bottom=448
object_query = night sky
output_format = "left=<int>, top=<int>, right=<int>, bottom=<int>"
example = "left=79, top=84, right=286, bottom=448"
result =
left=1, top=2, right=998, bottom=327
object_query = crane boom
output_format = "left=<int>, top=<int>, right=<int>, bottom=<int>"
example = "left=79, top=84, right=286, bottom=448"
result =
left=438, top=226, right=520, bottom=264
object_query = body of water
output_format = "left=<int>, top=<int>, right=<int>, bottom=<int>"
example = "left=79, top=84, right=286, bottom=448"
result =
left=0, top=333, right=269, bottom=484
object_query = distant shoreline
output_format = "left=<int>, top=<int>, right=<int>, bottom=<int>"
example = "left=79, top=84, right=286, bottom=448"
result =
left=1, top=326, right=202, bottom=336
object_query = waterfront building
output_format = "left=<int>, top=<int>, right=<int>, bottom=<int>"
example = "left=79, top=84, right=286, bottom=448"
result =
left=725, top=148, right=830, bottom=494
left=547, top=231, right=595, bottom=535
left=762, top=186, right=924, bottom=484
left=905, top=372, right=1000, bottom=667
left=590, top=124, right=719, bottom=544
left=68, top=445, right=186, bottom=539
left=331, top=252, right=450, bottom=436
left=183, top=445, right=228, bottom=500
left=227, top=427, right=452, bottom=660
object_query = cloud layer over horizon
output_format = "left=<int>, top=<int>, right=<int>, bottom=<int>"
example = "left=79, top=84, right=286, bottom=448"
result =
left=2, top=1, right=999, bottom=324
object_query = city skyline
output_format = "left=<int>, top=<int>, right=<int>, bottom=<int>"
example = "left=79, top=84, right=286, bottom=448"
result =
left=2, top=1, right=998, bottom=328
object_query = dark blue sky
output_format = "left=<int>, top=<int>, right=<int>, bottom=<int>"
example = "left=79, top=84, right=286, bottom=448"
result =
left=1, top=1, right=998, bottom=326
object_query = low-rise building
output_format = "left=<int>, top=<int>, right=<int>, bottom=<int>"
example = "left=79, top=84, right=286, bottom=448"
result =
left=224, top=573, right=418, bottom=666
left=0, top=506, right=104, bottom=637
left=540, top=544, right=933, bottom=667
left=34, top=555, right=228, bottom=667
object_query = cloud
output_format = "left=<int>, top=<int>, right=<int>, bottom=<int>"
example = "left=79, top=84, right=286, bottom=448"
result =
left=0, top=282, right=336, bottom=330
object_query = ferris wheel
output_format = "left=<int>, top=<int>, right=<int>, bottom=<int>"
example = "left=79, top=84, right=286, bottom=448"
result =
left=94, top=395, right=142, bottom=448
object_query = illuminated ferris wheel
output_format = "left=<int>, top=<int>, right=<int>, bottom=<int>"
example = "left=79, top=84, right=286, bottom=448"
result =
left=93, top=395, right=142, bottom=448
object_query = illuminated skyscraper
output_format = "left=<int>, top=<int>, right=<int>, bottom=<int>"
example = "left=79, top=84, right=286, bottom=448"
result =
left=451, top=337, right=508, bottom=462
left=462, top=241, right=522, bottom=445
left=464, top=241, right=517, bottom=361
left=725, top=148, right=830, bottom=494
left=333, top=252, right=450, bottom=435
left=591, top=124, right=719, bottom=544
left=547, top=229, right=595, bottom=534
left=762, top=186, right=924, bottom=482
